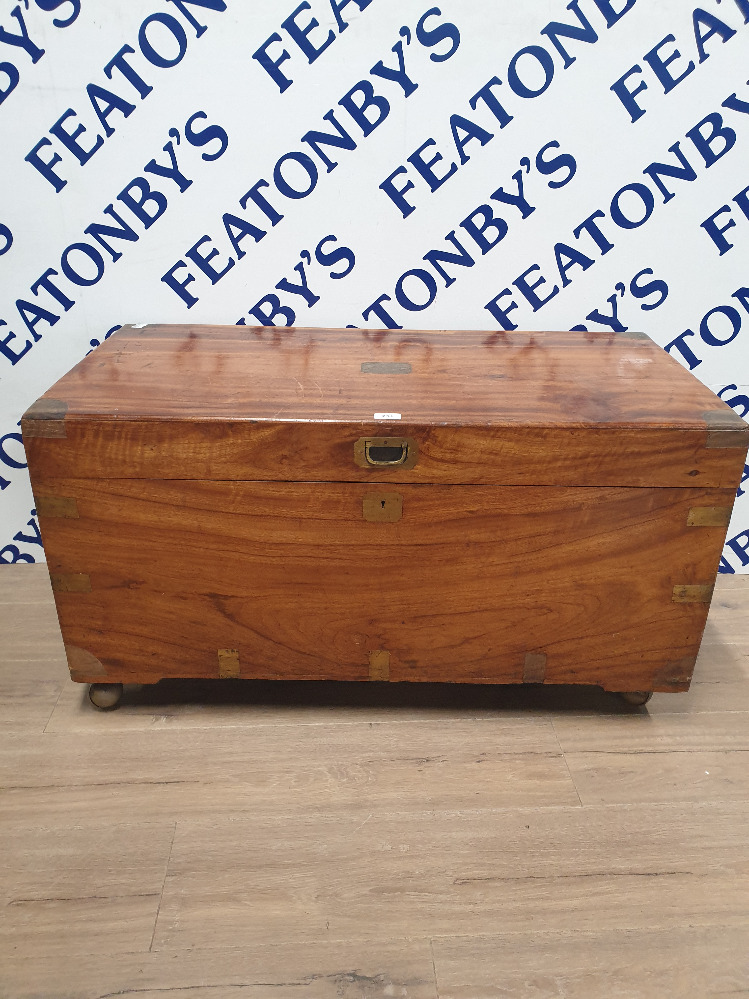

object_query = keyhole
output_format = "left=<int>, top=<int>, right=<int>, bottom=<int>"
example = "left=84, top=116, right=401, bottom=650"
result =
left=381, top=500, right=386, bottom=508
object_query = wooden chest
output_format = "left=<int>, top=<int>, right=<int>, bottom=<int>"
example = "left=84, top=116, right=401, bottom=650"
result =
left=22, top=325, right=749, bottom=709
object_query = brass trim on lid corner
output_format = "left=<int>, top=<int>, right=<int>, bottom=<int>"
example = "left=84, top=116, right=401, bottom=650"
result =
left=22, top=399, right=69, bottom=439
left=703, top=410, right=749, bottom=449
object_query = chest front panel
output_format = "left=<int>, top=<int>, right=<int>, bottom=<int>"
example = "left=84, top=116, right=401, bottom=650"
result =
left=39, top=477, right=731, bottom=691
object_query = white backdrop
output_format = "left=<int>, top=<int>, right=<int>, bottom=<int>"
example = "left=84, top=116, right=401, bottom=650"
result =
left=1, top=0, right=748, bottom=572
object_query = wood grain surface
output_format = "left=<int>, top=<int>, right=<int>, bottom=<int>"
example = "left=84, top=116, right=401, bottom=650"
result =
left=36, top=477, right=733, bottom=689
left=20, top=325, right=740, bottom=425
left=22, top=326, right=749, bottom=487
left=432, top=926, right=749, bottom=998
left=2, top=565, right=749, bottom=999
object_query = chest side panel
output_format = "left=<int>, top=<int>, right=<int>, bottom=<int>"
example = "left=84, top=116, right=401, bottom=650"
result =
left=36, top=478, right=732, bottom=690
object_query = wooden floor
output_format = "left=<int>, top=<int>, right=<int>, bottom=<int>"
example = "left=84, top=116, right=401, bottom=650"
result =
left=1, top=566, right=749, bottom=998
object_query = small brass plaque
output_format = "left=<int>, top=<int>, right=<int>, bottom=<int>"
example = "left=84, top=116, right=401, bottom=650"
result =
left=363, top=493, right=402, bottom=522
left=369, top=650, right=390, bottom=681
left=687, top=507, right=731, bottom=528
left=673, top=584, right=714, bottom=604
left=361, top=361, right=412, bottom=374
left=51, top=573, right=91, bottom=593
left=36, top=496, right=79, bottom=519
left=218, top=648, right=240, bottom=678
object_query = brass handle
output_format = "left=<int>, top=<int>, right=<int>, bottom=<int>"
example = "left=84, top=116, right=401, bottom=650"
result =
left=354, top=437, right=418, bottom=469
left=366, top=441, right=408, bottom=466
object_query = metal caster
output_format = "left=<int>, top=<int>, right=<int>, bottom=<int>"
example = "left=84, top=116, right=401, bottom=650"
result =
left=618, top=690, right=653, bottom=706
left=88, top=683, right=123, bottom=711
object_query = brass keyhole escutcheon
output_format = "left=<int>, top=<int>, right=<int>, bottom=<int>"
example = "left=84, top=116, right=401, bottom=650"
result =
left=363, top=493, right=403, bottom=522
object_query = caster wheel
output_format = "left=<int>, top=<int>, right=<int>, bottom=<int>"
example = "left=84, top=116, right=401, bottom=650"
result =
left=88, top=683, right=123, bottom=711
left=618, top=690, right=653, bottom=706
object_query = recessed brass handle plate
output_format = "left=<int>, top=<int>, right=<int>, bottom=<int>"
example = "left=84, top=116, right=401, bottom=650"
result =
left=354, top=437, right=418, bottom=469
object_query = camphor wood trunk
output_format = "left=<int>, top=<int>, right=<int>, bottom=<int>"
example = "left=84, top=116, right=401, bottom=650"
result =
left=22, top=326, right=749, bottom=697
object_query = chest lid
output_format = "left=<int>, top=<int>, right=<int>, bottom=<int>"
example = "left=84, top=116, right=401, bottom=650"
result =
left=22, top=325, right=749, bottom=488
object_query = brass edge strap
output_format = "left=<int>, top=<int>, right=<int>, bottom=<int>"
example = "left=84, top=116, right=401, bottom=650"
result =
left=22, top=399, right=69, bottom=439
left=672, top=584, right=714, bottom=604
left=686, top=507, right=732, bottom=528
left=369, top=650, right=390, bottom=681
left=523, top=652, right=547, bottom=684
left=703, top=410, right=749, bottom=449
left=218, top=649, right=240, bottom=678
left=652, top=656, right=697, bottom=689
left=65, top=645, right=106, bottom=675
left=36, top=496, right=79, bottom=519
left=51, top=573, right=91, bottom=593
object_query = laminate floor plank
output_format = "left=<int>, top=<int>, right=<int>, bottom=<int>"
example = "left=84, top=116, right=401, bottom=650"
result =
left=0, top=818, right=175, bottom=959
left=554, top=709, right=749, bottom=753
left=712, top=574, right=749, bottom=591
left=566, top=749, right=749, bottom=805
left=0, top=563, right=53, bottom=604
left=0, top=596, right=66, bottom=662
left=0, top=938, right=438, bottom=999
left=0, top=763, right=576, bottom=828
left=701, top=582, right=749, bottom=649
left=0, top=664, right=64, bottom=733
left=152, top=804, right=749, bottom=951
left=0, top=893, right=161, bottom=960
left=431, top=925, right=749, bottom=998
left=0, top=820, right=175, bottom=904
left=0, top=721, right=578, bottom=824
